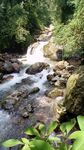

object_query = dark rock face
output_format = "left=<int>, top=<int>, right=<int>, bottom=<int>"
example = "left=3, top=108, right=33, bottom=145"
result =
left=56, top=49, right=63, bottom=61
left=0, top=53, right=22, bottom=75
left=0, top=73, right=3, bottom=83
left=63, top=66, right=84, bottom=115
left=26, top=62, right=49, bottom=74
left=3, top=61, right=14, bottom=73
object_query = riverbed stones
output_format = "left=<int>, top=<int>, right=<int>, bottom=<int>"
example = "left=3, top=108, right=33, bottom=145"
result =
left=63, top=66, right=84, bottom=115
left=1, top=90, right=29, bottom=111
left=0, top=53, right=22, bottom=75
left=26, top=62, right=49, bottom=74
left=53, top=61, right=69, bottom=71
left=19, top=104, right=33, bottom=118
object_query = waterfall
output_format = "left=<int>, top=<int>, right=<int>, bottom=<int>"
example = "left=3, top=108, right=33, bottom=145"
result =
left=26, top=41, right=48, bottom=64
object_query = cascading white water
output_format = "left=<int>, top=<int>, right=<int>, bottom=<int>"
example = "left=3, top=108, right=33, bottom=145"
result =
left=0, top=39, right=53, bottom=92
left=26, top=41, right=48, bottom=64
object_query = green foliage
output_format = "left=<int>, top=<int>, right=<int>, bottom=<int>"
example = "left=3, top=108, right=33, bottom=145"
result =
left=2, top=139, right=23, bottom=147
left=0, top=0, right=54, bottom=53
left=2, top=116, right=84, bottom=150
left=54, top=0, right=84, bottom=58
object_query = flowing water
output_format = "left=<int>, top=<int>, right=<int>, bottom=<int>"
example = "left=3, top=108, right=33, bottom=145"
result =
left=0, top=31, right=55, bottom=149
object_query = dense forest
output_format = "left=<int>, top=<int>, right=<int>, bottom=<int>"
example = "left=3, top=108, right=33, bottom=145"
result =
left=0, top=0, right=84, bottom=57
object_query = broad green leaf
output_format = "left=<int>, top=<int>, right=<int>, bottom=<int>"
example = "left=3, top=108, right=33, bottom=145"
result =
left=60, top=118, right=76, bottom=134
left=77, top=115, right=84, bottom=131
left=59, top=143, right=67, bottom=150
left=69, top=131, right=84, bottom=139
left=30, top=139, right=55, bottom=150
left=2, top=139, right=23, bottom=147
left=21, top=144, right=31, bottom=150
left=25, top=127, right=40, bottom=137
left=38, top=123, right=46, bottom=134
left=72, top=137, right=84, bottom=150
left=47, top=121, right=58, bottom=135
left=21, top=138, right=30, bottom=144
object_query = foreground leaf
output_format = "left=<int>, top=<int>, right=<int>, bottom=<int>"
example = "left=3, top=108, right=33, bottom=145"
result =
left=21, top=138, right=30, bottom=144
left=59, top=143, right=67, bottom=150
left=47, top=121, right=58, bottom=135
left=60, top=118, right=76, bottom=134
left=2, top=139, right=22, bottom=147
left=38, top=123, right=46, bottom=134
left=25, top=127, right=40, bottom=137
left=72, top=137, right=84, bottom=150
left=77, top=115, right=84, bottom=131
left=30, top=139, right=55, bottom=150
left=69, top=131, right=84, bottom=139
left=21, top=144, right=31, bottom=150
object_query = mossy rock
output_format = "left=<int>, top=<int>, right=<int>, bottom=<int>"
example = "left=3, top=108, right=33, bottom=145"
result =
left=47, top=88, right=64, bottom=98
left=63, top=66, right=84, bottom=115
left=43, top=38, right=63, bottom=60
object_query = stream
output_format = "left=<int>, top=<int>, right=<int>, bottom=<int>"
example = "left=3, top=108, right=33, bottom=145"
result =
left=0, top=31, right=56, bottom=149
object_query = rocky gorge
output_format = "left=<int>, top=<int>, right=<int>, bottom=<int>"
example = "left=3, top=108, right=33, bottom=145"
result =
left=0, top=27, right=83, bottom=149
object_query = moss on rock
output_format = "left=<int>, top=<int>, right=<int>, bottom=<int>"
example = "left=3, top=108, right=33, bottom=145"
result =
left=63, top=66, right=84, bottom=115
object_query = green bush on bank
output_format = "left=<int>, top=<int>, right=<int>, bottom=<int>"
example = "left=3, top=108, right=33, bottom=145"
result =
left=1, top=115, right=84, bottom=150
left=54, top=0, right=84, bottom=58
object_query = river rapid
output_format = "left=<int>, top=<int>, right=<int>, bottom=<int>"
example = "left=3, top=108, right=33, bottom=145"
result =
left=0, top=29, right=56, bottom=149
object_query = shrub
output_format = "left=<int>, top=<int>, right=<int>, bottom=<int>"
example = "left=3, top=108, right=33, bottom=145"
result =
left=1, top=115, right=84, bottom=150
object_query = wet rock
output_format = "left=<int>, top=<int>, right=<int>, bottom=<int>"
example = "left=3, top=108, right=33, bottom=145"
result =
left=38, top=33, right=52, bottom=41
left=22, top=77, right=34, bottom=85
left=0, top=53, right=22, bottom=75
left=29, top=87, right=40, bottom=94
left=47, top=74, right=55, bottom=81
left=51, top=100, right=66, bottom=121
left=2, top=99, right=15, bottom=110
left=54, top=80, right=60, bottom=87
left=22, top=112, right=29, bottom=118
left=3, top=75, right=13, bottom=82
left=56, top=49, right=63, bottom=61
left=47, top=88, right=64, bottom=98
left=12, top=62, right=20, bottom=72
left=66, top=65, right=75, bottom=73
left=19, top=104, right=32, bottom=118
left=55, top=78, right=67, bottom=87
left=0, top=73, right=3, bottom=81
left=0, top=56, right=4, bottom=62
left=26, top=62, right=49, bottom=74
left=54, top=61, right=69, bottom=71
left=1, top=90, right=29, bottom=111
left=63, top=66, right=84, bottom=115
left=3, top=61, right=14, bottom=73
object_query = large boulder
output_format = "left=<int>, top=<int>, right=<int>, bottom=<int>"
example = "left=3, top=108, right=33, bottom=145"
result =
left=63, top=66, right=84, bottom=115
left=43, top=38, right=63, bottom=60
left=26, top=62, right=49, bottom=74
